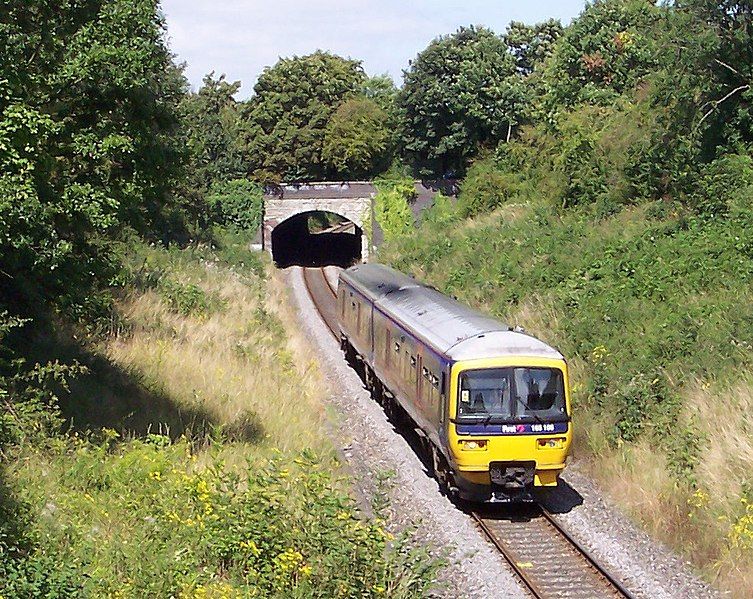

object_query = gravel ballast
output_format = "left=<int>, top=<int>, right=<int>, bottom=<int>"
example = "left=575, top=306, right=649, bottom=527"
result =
left=287, top=265, right=719, bottom=599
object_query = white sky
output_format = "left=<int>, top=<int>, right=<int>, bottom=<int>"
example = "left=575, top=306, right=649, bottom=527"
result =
left=160, top=0, right=587, bottom=99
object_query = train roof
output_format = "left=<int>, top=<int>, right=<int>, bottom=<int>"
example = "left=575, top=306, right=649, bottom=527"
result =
left=339, top=264, right=563, bottom=362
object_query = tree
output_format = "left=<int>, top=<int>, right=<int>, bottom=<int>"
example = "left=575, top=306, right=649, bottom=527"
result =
left=399, top=26, right=524, bottom=178
left=504, top=19, right=564, bottom=75
left=0, top=0, right=185, bottom=316
left=180, top=73, right=248, bottom=192
left=537, top=0, right=662, bottom=115
left=322, top=96, right=393, bottom=179
left=361, top=74, right=399, bottom=115
left=241, top=52, right=365, bottom=182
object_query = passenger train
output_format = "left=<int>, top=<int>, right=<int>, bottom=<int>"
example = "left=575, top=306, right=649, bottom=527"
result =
left=337, top=264, right=572, bottom=502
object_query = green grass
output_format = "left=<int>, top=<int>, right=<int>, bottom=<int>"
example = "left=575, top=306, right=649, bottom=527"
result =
left=0, top=230, right=438, bottom=598
left=382, top=195, right=753, bottom=594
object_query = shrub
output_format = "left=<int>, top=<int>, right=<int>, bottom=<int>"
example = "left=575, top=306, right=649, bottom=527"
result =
left=373, top=172, right=416, bottom=242
left=691, top=154, right=753, bottom=218
left=456, top=155, right=520, bottom=217
left=207, top=179, right=263, bottom=231
left=421, top=192, right=458, bottom=228
left=1, top=439, right=437, bottom=598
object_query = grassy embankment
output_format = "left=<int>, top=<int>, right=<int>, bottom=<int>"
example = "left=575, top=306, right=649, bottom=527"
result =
left=0, top=230, right=435, bottom=598
left=382, top=166, right=753, bottom=595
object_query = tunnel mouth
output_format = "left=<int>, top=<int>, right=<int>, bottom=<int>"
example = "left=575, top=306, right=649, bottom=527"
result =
left=271, top=211, right=363, bottom=268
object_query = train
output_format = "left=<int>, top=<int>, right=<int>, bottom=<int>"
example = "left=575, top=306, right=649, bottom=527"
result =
left=336, top=263, right=572, bottom=502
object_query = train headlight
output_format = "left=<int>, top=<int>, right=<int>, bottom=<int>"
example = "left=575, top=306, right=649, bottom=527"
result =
left=537, top=437, right=566, bottom=449
left=459, top=439, right=488, bottom=451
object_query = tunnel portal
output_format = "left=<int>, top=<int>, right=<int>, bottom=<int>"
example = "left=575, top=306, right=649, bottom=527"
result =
left=271, top=211, right=363, bottom=268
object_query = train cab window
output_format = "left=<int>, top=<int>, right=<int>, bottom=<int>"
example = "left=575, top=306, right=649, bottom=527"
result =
left=457, top=367, right=566, bottom=422
left=512, top=368, right=565, bottom=416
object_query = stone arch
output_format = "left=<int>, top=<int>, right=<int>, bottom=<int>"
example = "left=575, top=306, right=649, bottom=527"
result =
left=263, top=193, right=372, bottom=262
left=269, top=209, right=363, bottom=267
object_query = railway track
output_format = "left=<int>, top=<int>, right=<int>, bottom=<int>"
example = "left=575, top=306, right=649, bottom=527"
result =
left=301, top=266, right=339, bottom=340
left=301, top=265, right=634, bottom=599
left=472, top=506, right=634, bottom=599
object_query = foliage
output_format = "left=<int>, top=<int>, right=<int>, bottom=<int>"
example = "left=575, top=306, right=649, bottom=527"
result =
left=399, top=26, right=525, bottom=177
left=242, top=52, right=365, bottom=182
left=421, top=193, right=458, bottom=228
left=1, top=235, right=439, bottom=596
left=1, top=438, right=437, bottom=598
left=504, top=19, right=564, bottom=75
left=538, top=0, right=662, bottom=116
left=373, top=172, right=416, bottom=242
left=206, top=178, right=263, bottom=231
left=456, top=155, right=521, bottom=217
left=179, top=73, right=249, bottom=196
left=361, top=74, right=400, bottom=115
left=322, top=96, right=394, bottom=179
left=0, top=313, right=86, bottom=449
left=0, top=0, right=185, bottom=319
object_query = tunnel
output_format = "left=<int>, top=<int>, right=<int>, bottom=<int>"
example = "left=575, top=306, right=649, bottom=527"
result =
left=271, top=210, right=363, bottom=268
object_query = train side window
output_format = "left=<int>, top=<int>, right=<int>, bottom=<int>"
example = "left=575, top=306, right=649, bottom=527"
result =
left=394, top=341, right=400, bottom=353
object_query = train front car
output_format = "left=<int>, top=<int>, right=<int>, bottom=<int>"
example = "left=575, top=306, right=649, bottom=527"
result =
left=445, top=332, right=572, bottom=502
left=337, top=263, right=572, bottom=504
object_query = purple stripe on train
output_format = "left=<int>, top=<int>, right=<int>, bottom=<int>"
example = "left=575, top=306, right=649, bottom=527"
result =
left=455, top=421, right=569, bottom=435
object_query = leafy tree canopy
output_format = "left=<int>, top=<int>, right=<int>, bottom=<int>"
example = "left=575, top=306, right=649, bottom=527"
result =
left=504, top=18, right=564, bottom=75
left=322, top=96, right=393, bottom=179
left=361, top=74, right=399, bottom=115
left=180, top=73, right=248, bottom=192
left=0, top=0, right=185, bottom=317
left=538, top=0, right=662, bottom=116
left=242, top=51, right=365, bottom=182
left=399, top=26, right=524, bottom=178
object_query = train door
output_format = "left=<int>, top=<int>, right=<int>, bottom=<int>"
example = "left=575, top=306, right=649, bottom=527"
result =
left=415, top=353, right=424, bottom=409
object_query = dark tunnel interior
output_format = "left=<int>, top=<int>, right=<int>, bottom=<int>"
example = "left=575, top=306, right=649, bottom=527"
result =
left=271, top=211, right=363, bottom=268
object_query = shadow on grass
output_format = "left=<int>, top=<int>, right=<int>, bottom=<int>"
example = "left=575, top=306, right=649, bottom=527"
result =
left=16, top=323, right=265, bottom=444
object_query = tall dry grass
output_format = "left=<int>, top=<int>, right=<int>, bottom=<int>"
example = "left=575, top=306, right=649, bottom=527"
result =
left=575, top=377, right=753, bottom=597
left=104, top=252, right=331, bottom=455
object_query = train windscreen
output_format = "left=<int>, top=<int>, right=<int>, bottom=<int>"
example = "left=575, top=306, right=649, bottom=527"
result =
left=457, top=367, right=567, bottom=423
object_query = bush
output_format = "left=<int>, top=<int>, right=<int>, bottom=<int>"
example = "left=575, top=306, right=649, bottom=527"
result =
left=421, top=192, right=458, bottom=228
left=691, top=154, right=753, bottom=219
left=1, top=439, right=437, bottom=598
left=372, top=172, right=416, bottom=242
left=456, top=155, right=520, bottom=217
left=207, top=179, right=263, bottom=231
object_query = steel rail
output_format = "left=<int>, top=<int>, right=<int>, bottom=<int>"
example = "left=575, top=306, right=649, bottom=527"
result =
left=302, top=267, right=339, bottom=340
left=540, top=508, right=636, bottom=599
left=471, top=511, right=544, bottom=598
left=471, top=506, right=635, bottom=599
left=320, top=266, right=338, bottom=298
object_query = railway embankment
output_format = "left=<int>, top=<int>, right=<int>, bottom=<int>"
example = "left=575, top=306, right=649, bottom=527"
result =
left=379, top=165, right=753, bottom=597
left=0, top=232, right=436, bottom=596
left=289, top=265, right=717, bottom=599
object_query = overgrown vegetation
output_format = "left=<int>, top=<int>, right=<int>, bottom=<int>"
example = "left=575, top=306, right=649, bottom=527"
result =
left=3, top=0, right=752, bottom=595
left=1, top=233, right=437, bottom=597
left=381, top=2, right=753, bottom=595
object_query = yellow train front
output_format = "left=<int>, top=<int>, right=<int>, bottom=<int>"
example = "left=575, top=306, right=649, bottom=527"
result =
left=337, top=264, right=572, bottom=503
